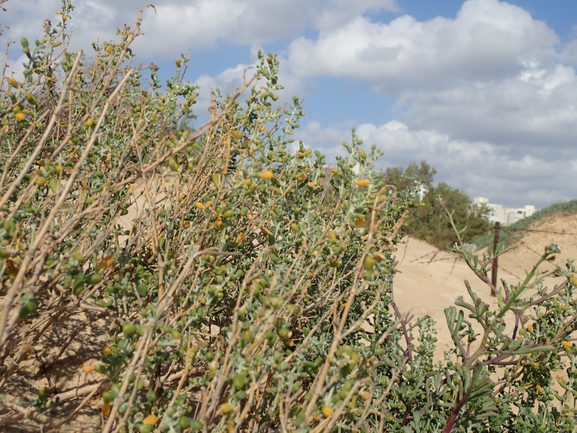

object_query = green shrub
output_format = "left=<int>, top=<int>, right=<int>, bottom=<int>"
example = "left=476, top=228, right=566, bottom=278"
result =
left=379, top=161, right=492, bottom=249
left=2, top=4, right=577, bottom=432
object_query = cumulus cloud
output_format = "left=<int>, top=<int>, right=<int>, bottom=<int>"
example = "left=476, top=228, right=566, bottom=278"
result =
left=0, top=0, right=397, bottom=60
left=398, top=61, right=577, bottom=151
left=191, top=62, right=256, bottom=123
left=295, top=120, right=577, bottom=208
left=284, top=0, right=558, bottom=92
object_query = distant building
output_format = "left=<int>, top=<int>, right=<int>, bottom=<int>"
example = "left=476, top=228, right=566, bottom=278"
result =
left=474, top=197, right=537, bottom=226
left=417, top=184, right=428, bottom=202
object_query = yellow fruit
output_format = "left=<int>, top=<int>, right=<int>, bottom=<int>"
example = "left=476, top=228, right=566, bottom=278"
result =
left=354, top=218, right=366, bottom=228
left=195, top=202, right=205, bottom=210
left=26, top=94, right=38, bottom=105
left=242, top=178, right=251, bottom=186
left=85, top=118, right=95, bottom=127
left=359, top=391, right=371, bottom=400
left=143, top=415, right=158, bottom=425
left=562, top=341, right=572, bottom=348
left=321, top=406, right=334, bottom=418
left=356, top=179, right=370, bottom=187
left=102, top=345, right=113, bottom=356
left=168, top=158, right=179, bottom=171
left=307, top=181, right=317, bottom=189
left=260, top=125, right=266, bottom=132
left=82, top=365, right=96, bottom=373
left=8, top=77, right=19, bottom=88
left=526, top=323, right=533, bottom=332
left=363, top=255, right=376, bottom=271
left=35, top=176, right=46, bottom=187
left=232, top=373, right=246, bottom=390
left=261, top=170, right=274, bottom=180
left=15, top=112, right=27, bottom=121
left=97, top=255, right=115, bottom=270
left=101, top=402, right=111, bottom=416
left=571, top=276, right=577, bottom=286
left=220, top=403, right=235, bottom=415
left=297, top=174, right=307, bottom=182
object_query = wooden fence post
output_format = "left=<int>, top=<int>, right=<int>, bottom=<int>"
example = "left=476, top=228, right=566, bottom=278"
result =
left=491, top=221, right=500, bottom=296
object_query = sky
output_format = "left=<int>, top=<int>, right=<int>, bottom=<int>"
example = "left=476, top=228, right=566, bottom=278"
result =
left=2, top=0, right=577, bottom=209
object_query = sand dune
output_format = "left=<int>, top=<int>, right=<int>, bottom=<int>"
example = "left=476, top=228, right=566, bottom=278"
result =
left=393, top=212, right=577, bottom=358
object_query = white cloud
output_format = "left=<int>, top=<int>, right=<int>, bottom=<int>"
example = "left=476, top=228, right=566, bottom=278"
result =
left=284, top=0, right=558, bottom=92
left=133, top=0, right=398, bottom=57
left=559, top=38, right=577, bottom=64
left=192, top=63, right=255, bottom=122
left=398, top=61, right=577, bottom=150
left=295, top=119, right=577, bottom=208
left=1, top=0, right=397, bottom=60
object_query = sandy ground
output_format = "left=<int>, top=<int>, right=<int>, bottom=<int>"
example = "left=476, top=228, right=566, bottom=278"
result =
left=393, top=212, right=577, bottom=359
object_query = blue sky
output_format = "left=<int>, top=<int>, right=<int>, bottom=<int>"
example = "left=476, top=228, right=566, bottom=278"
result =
left=3, top=0, right=577, bottom=208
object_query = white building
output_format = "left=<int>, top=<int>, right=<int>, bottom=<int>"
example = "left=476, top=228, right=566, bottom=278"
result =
left=417, top=184, right=428, bottom=202
left=474, top=197, right=537, bottom=226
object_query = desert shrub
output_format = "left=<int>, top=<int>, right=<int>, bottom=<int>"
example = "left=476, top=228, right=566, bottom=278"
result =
left=2, top=4, right=577, bottom=433
left=379, top=161, right=492, bottom=249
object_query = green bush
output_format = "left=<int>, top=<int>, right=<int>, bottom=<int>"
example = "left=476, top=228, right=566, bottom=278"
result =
left=379, top=161, right=492, bottom=249
left=2, top=4, right=577, bottom=432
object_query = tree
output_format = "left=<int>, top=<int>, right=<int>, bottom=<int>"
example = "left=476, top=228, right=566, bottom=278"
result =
left=380, top=160, right=436, bottom=191
left=379, top=162, right=491, bottom=248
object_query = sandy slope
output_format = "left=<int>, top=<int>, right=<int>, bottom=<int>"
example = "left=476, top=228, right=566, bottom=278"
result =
left=393, top=212, right=577, bottom=358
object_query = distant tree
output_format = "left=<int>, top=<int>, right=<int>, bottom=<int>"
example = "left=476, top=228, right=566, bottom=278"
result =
left=379, top=162, right=491, bottom=249
left=380, top=161, right=436, bottom=191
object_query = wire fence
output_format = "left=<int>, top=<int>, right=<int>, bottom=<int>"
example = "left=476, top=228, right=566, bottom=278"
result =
left=399, top=221, right=577, bottom=283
